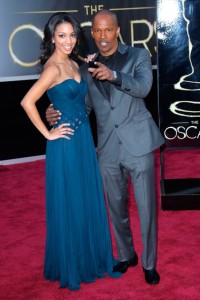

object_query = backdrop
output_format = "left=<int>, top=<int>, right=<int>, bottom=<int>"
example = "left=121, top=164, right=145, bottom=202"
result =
left=0, top=0, right=156, bottom=81
left=157, top=0, right=200, bottom=148
left=0, top=0, right=158, bottom=161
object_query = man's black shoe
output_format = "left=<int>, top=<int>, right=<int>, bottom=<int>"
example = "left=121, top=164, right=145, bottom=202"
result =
left=143, top=268, right=160, bottom=284
left=113, top=253, right=138, bottom=273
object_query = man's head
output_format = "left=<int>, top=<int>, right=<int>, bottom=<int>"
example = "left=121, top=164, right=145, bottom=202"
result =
left=91, top=9, right=120, bottom=56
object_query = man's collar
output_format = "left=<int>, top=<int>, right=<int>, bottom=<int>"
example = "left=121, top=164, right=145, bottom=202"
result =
left=98, top=50, right=118, bottom=61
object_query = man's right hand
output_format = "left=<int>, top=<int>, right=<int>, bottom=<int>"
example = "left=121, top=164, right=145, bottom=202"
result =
left=46, top=103, right=61, bottom=126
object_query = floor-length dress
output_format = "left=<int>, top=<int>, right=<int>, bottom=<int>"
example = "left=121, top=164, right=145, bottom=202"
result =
left=44, top=78, right=120, bottom=290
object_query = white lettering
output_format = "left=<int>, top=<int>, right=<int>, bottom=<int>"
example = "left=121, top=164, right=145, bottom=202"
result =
left=164, top=125, right=199, bottom=140
left=130, top=20, right=153, bottom=55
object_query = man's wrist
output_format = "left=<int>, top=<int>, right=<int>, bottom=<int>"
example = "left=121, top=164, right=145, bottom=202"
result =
left=113, top=71, right=118, bottom=80
left=110, top=71, right=122, bottom=86
left=110, top=71, right=118, bottom=82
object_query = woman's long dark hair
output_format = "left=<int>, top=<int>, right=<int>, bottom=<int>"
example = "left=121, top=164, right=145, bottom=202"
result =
left=40, top=12, right=84, bottom=66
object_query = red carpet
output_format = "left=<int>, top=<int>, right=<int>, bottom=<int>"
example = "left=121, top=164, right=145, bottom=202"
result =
left=1, top=149, right=200, bottom=299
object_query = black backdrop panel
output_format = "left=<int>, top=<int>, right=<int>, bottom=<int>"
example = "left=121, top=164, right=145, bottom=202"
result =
left=0, top=0, right=157, bottom=160
left=157, top=0, right=200, bottom=148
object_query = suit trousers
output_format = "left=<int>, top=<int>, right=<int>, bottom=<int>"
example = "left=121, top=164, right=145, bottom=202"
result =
left=99, top=143, right=157, bottom=270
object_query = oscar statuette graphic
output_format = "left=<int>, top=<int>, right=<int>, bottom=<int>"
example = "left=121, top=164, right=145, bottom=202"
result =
left=171, top=0, right=200, bottom=118
left=157, top=0, right=200, bottom=210
left=157, top=0, right=200, bottom=147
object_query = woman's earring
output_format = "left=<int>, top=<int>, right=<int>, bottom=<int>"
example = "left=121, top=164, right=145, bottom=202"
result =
left=52, top=40, right=55, bottom=44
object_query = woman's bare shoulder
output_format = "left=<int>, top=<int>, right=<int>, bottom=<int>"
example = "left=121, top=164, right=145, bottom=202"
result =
left=44, top=60, right=61, bottom=74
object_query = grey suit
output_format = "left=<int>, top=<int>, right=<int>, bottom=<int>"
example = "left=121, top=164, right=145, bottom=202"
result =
left=80, top=43, right=164, bottom=269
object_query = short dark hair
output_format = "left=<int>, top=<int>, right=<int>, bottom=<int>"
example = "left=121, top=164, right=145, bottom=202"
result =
left=40, top=12, right=84, bottom=65
left=92, top=9, right=118, bottom=27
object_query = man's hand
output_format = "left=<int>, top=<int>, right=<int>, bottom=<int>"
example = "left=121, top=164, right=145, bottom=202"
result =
left=46, top=103, right=61, bottom=126
left=88, top=62, right=115, bottom=81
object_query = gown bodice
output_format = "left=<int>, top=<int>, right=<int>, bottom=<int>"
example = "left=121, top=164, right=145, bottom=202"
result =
left=47, top=78, right=88, bottom=131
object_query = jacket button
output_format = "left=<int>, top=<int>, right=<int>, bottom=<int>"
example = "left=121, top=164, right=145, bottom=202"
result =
left=110, top=106, right=114, bottom=110
left=115, top=125, right=118, bottom=128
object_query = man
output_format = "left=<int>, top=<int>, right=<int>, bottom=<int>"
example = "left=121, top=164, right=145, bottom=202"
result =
left=46, top=9, right=164, bottom=284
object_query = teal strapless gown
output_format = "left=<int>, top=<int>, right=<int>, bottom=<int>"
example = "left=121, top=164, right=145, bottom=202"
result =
left=45, top=78, right=120, bottom=290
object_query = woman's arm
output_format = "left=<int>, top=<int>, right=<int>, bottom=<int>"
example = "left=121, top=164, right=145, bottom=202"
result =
left=21, top=66, right=74, bottom=140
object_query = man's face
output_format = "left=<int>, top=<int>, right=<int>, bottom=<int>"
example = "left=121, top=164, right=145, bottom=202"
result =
left=91, top=14, right=120, bottom=56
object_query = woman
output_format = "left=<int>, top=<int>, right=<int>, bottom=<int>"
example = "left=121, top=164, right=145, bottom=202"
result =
left=21, top=12, right=120, bottom=291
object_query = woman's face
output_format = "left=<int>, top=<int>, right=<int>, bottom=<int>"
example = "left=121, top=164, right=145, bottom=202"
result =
left=52, top=22, right=77, bottom=56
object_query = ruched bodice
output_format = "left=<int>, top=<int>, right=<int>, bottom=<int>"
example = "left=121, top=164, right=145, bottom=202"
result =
left=47, top=79, right=88, bottom=132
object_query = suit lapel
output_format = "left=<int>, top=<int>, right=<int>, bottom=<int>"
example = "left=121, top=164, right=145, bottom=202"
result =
left=110, top=46, right=129, bottom=98
left=88, top=53, right=108, bottom=99
left=92, top=44, right=129, bottom=100
left=113, top=49, right=129, bottom=71
left=93, top=77, right=110, bottom=100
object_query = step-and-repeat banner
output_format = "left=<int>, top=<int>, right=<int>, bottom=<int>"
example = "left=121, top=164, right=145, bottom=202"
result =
left=0, top=0, right=156, bottom=81
left=157, top=0, right=200, bottom=147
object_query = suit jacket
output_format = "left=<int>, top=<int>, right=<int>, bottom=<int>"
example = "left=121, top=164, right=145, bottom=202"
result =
left=80, top=43, right=164, bottom=161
